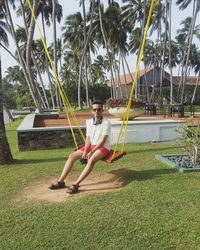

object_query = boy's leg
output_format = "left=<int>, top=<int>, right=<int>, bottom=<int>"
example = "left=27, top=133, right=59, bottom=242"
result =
left=58, top=150, right=83, bottom=182
left=73, top=150, right=105, bottom=186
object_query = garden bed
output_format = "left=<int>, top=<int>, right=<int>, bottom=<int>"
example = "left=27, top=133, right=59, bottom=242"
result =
left=34, top=112, right=113, bottom=127
left=155, top=154, right=200, bottom=173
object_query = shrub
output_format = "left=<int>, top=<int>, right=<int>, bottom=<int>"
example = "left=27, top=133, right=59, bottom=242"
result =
left=176, top=120, right=200, bottom=164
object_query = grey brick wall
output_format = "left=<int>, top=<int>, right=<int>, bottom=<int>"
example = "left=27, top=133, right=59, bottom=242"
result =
left=18, top=128, right=86, bottom=151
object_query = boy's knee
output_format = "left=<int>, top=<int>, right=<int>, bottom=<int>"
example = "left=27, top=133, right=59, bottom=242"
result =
left=68, top=152, right=76, bottom=160
left=87, top=158, right=98, bottom=165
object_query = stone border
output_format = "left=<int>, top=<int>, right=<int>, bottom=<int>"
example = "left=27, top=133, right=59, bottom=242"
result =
left=17, top=113, right=86, bottom=151
left=17, top=113, right=186, bottom=151
left=155, top=154, right=200, bottom=173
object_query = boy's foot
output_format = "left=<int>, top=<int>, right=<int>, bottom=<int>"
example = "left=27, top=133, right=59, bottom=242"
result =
left=66, top=184, right=80, bottom=194
left=48, top=181, right=65, bottom=190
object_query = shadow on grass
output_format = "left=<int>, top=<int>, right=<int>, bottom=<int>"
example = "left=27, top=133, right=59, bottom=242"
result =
left=106, top=168, right=176, bottom=187
left=80, top=168, right=176, bottom=194
left=126, top=146, right=180, bottom=155
left=13, top=157, right=67, bottom=165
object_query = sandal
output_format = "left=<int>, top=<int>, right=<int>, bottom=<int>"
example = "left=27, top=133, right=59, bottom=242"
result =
left=48, top=181, right=65, bottom=190
left=66, top=184, right=80, bottom=194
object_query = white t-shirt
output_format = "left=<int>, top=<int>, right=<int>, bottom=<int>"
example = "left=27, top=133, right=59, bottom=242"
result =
left=86, top=117, right=111, bottom=150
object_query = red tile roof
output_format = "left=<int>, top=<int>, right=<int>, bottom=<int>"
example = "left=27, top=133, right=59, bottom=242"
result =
left=107, top=67, right=199, bottom=87
left=107, top=67, right=154, bottom=87
left=173, top=76, right=200, bottom=86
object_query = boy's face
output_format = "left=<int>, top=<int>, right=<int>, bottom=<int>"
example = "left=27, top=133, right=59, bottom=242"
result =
left=91, top=104, right=103, bottom=119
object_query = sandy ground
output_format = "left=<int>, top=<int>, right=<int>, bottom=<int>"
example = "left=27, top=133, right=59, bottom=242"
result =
left=16, top=170, right=126, bottom=204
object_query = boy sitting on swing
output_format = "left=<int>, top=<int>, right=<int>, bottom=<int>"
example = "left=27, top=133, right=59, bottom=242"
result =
left=49, top=100, right=111, bottom=194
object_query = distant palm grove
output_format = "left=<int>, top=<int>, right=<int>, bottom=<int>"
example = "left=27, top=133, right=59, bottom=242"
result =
left=1, top=0, right=200, bottom=113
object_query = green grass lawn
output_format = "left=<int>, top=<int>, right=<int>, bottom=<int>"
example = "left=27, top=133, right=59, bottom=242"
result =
left=1, top=119, right=200, bottom=249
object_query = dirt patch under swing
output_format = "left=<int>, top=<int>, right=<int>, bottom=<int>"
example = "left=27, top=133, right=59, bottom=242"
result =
left=16, top=169, right=127, bottom=204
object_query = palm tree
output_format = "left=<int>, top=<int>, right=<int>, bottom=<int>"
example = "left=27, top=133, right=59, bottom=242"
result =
left=91, top=55, right=107, bottom=83
left=14, top=27, right=49, bottom=109
left=93, top=1, right=126, bottom=99
left=176, top=16, right=200, bottom=102
left=176, top=0, right=200, bottom=103
left=3, top=0, right=43, bottom=112
left=167, top=0, right=173, bottom=104
left=62, top=10, right=97, bottom=106
left=0, top=9, right=13, bottom=164
left=25, top=0, right=46, bottom=111
left=37, top=0, right=62, bottom=110
left=159, top=1, right=168, bottom=105
left=17, top=0, right=63, bottom=109
left=52, top=0, right=62, bottom=110
left=122, top=0, right=145, bottom=98
left=77, top=0, right=96, bottom=107
left=184, top=43, right=200, bottom=103
left=62, top=12, right=84, bottom=105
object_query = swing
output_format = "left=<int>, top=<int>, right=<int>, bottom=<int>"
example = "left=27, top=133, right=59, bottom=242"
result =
left=27, top=0, right=155, bottom=164
left=77, top=145, right=126, bottom=164
left=103, top=150, right=126, bottom=163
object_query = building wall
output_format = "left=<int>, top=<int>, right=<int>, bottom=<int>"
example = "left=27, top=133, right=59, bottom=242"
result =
left=141, top=68, right=161, bottom=86
left=115, top=69, right=166, bottom=98
left=115, top=85, right=133, bottom=99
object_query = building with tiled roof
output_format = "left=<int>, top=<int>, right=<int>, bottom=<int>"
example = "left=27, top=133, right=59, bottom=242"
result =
left=107, top=67, right=199, bottom=98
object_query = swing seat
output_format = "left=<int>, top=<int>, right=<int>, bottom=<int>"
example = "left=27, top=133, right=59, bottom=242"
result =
left=76, top=145, right=126, bottom=163
left=103, top=150, right=126, bottom=163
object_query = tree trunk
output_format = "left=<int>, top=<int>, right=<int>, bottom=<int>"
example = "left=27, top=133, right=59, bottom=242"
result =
left=19, top=0, right=49, bottom=109
left=114, top=54, right=123, bottom=98
left=25, top=0, right=43, bottom=112
left=159, top=0, right=167, bottom=105
left=135, top=0, right=147, bottom=99
left=191, top=72, right=200, bottom=104
left=41, top=13, right=55, bottom=109
left=84, top=57, right=89, bottom=106
left=77, top=0, right=95, bottom=108
left=98, top=0, right=115, bottom=98
left=124, top=57, right=134, bottom=82
left=143, top=64, right=150, bottom=102
left=0, top=53, right=13, bottom=164
left=82, top=1, right=89, bottom=107
left=181, top=0, right=198, bottom=104
left=32, top=54, right=49, bottom=109
left=4, top=1, right=42, bottom=112
left=121, top=56, right=128, bottom=98
left=52, top=0, right=62, bottom=111
left=168, top=0, right=173, bottom=104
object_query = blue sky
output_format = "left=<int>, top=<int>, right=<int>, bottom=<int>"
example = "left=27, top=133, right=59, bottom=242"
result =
left=1, top=0, right=200, bottom=78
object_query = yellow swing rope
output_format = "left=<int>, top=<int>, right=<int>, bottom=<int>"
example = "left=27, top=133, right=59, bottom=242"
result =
left=28, top=0, right=155, bottom=161
left=27, top=0, right=85, bottom=149
left=111, top=0, right=155, bottom=160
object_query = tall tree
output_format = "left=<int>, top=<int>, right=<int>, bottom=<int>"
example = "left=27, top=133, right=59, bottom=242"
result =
left=52, top=0, right=62, bottom=110
left=0, top=9, right=13, bottom=164
left=3, top=0, right=43, bottom=112
left=176, top=0, right=200, bottom=103
left=167, top=0, right=173, bottom=104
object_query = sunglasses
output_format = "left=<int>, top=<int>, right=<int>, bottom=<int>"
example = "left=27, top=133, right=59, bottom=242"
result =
left=92, top=108, right=102, bottom=112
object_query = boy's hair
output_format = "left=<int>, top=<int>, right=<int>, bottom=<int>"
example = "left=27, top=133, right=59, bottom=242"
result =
left=92, top=100, right=103, bottom=107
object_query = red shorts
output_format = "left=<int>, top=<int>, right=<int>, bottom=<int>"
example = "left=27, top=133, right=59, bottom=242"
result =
left=80, top=145, right=110, bottom=156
